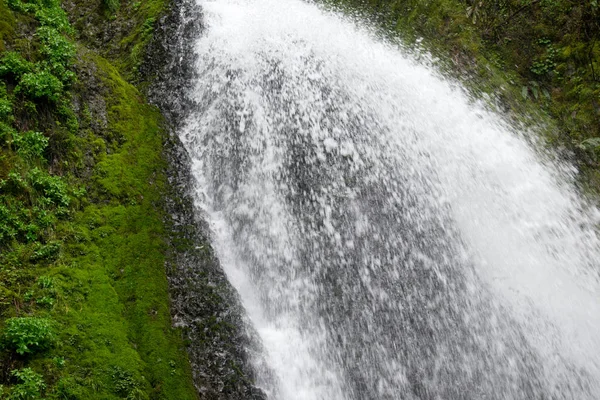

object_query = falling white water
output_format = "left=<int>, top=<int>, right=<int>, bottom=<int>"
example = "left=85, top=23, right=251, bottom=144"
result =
left=178, top=0, right=600, bottom=398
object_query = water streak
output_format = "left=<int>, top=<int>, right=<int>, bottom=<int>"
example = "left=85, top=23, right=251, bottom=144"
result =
left=179, top=0, right=600, bottom=397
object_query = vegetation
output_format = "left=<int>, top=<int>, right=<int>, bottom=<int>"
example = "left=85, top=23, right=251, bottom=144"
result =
left=2, top=0, right=595, bottom=396
left=325, top=0, right=600, bottom=190
left=0, top=0, right=197, bottom=397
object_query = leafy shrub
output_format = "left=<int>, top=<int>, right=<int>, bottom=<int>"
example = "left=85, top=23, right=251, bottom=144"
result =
left=110, top=366, right=146, bottom=399
left=28, top=168, right=70, bottom=207
left=0, top=52, right=34, bottom=79
left=1, top=317, right=55, bottom=355
left=0, top=97, right=12, bottom=119
left=35, top=2, right=72, bottom=32
left=0, top=202, right=19, bottom=243
left=35, top=296, right=54, bottom=308
left=13, top=131, right=49, bottom=160
left=4, top=171, right=27, bottom=192
left=33, top=206, right=56, bottom=228
left=0, top=121, right=16, bottom=144
left=16, top=69, right=63, bottom=102
left=8, top=368, right=46, bottom=400
left=5, top=0, right=37, bottom=14
left=31, top=241, right=60, bottom=262
left=37, top=26, right=75, bottom=82
left=24, top=223, right=40, bottom=242
left=0, top=83, right=12, bottom=120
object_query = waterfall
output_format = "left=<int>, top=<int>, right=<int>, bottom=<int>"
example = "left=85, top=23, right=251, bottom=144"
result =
left=176, top=0, right=600, bottom=398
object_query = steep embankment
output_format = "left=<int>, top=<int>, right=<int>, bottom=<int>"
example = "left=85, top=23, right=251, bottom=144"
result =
left=0, top=0, right=200, bottom=397
left=0, top=0, right=269, bottom=396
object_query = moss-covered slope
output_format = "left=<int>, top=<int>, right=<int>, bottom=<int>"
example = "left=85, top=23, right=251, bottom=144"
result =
left=0, top=0, right=197, bottom=398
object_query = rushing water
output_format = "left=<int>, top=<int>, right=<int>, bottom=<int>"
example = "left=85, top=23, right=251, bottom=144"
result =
left=177, top=0, right=600, bottom=398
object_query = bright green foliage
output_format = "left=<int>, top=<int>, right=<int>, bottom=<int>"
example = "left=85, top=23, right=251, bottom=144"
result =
left=0, top=167, right=69, bottom=246
left=37, top=26, right=76, bottom=82
left=31, top=241, right=61, bottom=261
left=2, top=0, right=75, bottom=104
left=9, top=370, right=44, bottom=400
left=0, top=123, right=16, bottom=144
left=8, top=0, right=72, bottom=33
left=1, top=317, right=55, bottom=355
left=0, top=203, right=21, bottom=242
left=0, top=0, right=197, bottom=397
left=110, top=366, right=146, bottom=399
left=37, top=276, right=53, bottom=289
left=13, top=131, right=48, bottom=160
left=0, top=52, right=34, bottom=79
left=6, top=0, right=37, bottom=14
left=34, top=1, right=73, bottom=32
left=16, top=70, right=64, bottom=102
left=0, top=99, right=12, bottom=119
left=7, top=368, right=45, bottom=400
left=28, top=168, right=70, bottom=207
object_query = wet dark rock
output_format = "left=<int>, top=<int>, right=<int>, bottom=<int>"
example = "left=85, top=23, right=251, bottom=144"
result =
left=142, top=1, right=268, bottom=398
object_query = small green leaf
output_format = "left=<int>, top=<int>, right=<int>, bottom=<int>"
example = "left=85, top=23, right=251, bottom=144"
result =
left=521, top=86, right=529, bottom=99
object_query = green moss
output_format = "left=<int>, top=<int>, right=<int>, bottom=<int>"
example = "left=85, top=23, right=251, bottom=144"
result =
left=117, top=1, right=163, bottom=78
left=52, top=53, right=197, bottom=398
left=0, top=2, right=15, bottom=52
left=1, top=0, right=197, bottom=397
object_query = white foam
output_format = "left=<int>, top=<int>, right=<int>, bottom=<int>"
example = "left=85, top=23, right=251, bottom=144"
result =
left=179, top=0, right=600, bottom=397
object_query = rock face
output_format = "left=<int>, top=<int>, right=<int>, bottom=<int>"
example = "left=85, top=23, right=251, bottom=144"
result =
left=144, top=1, right=268, bottom=398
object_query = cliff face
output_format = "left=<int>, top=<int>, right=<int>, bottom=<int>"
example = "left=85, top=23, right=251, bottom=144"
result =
left=0, top=0, right=263, bottom=398
left=146, top=1, right=268, bottom=398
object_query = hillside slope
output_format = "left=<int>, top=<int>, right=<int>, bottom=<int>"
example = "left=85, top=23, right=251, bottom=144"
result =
left=0, top=0, right=198, bottom=397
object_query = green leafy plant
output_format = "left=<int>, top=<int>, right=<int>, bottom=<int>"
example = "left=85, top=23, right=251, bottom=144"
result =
left=0, top=52, right=33, bottom=79
left=35, top=2, right=72, bottom=32
left=28, top=168, right=70, bottom=208
left=0, top=97, right=12, bottom=119
left=13, top=131, right=49, bottom=160
left=6, top=0, right=36, bottom=14
left=0, top=83, right=12, bottom=119
left=15, top=69, right=63, bottom=102
left=32, top=207, right=56, bottom=229
left=0, top=202, right=21, bottom=243
left=37, top=26, right=75, bottom=82
left=1, top=317, right=55, bottom=355
left=0, top=121, right=17, bottom=144
left=531, top=38, right=558, bottom=78
left=35, top=296, right=54, bottom=308
left=37, top=276, right=53, bottom=289
left=110, top=366, right=143, bottom=399
left=8, top=368, right=46, bottom=400
left=31, top=241, right=61, bottom=262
